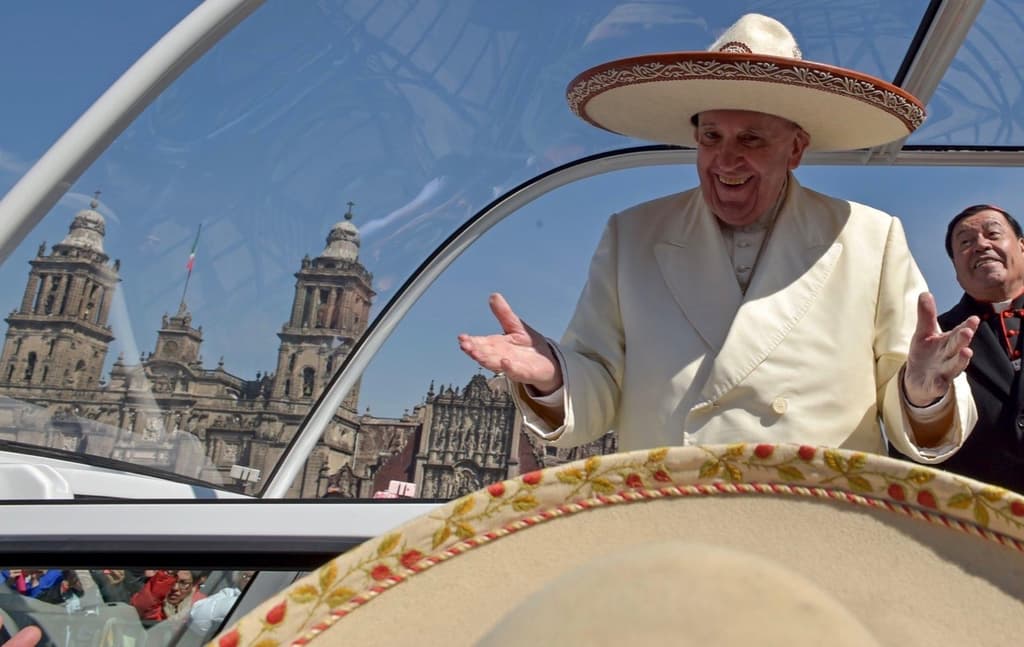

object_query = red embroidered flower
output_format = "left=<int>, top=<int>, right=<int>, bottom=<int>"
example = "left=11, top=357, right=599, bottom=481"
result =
left=400, top=550, right=424, bottom=570
left=797, top=446, right=816, bottom=461
left=653, top=469, right=672, bottom=483
left=218, top=630, right=239, bottom=647
left=370, top=565, right=393, bottom=581
left=522, top=471, right=543, bottom=486
left=625, top=473, right=643, bottom=489
left=265, top=601, right=286, bottom=626
left=754, top=444, right=774, bottom=459
left=1011, top=501, right=1024, bottom=517
left=916, top=490, right=937, bottom=509
left=487, top=482, right=505, bottom=497
left=887, top=484, right=906, bottom=502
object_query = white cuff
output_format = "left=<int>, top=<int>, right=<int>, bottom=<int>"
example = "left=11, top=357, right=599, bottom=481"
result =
left=525, top=384, right=565, bottom=406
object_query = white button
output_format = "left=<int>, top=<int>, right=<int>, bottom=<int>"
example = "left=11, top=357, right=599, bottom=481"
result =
left=771, top=397, right=788, bottom=415
left=736, top=265, right=751, bottom=273
left=737, top=240, right=751, bottom=248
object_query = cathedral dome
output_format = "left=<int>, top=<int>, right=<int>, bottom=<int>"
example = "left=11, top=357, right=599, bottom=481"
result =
left=60, top=197, right=106, bottom=253
left=320, top=203, right=360, bottom=262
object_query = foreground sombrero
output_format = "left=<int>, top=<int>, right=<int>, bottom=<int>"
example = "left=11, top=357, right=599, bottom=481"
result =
left=212, top=444, right=1024, bottom=646
left=566, top=13, right=926, bottom=151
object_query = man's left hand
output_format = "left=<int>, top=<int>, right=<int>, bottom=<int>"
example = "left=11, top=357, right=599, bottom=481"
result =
left=904, top=292, right=978, bottom=406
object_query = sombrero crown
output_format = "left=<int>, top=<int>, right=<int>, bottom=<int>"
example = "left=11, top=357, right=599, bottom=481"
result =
left=567, top=13, right=926, bottom=152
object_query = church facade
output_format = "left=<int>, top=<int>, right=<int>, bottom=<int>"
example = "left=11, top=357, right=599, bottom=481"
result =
left=0, top=200, right=615, bottom=498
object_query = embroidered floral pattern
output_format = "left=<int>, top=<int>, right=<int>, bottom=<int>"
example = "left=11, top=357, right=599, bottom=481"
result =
left=566, top=57, right=925, bottom=131
left=210, top=444, right=1024, bottom=647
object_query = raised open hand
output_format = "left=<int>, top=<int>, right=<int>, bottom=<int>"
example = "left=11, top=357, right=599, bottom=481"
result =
left=903, top=292, right=978, bottom=406
left=457, top=293, right=563, bottom=395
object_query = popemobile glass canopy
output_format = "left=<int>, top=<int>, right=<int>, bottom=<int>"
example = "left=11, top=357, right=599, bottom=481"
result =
left=0, top=0, right=1021, bottom=500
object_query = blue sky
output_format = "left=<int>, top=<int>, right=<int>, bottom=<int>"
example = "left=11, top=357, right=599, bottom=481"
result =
left=1, top=1, right=1022, bottom=419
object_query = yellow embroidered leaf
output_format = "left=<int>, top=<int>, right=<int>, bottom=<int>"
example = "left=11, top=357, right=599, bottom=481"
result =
left=824, top=449, right=845, bottom=473
left=647, top=448, right=669, bottom=464
left=698, top=460, right=721, bottom=479
left=974, top=501, right=990, bottom=527
left=725, top=443, right=746, bottom=458
left=318, top=562, right=339, bottom=590
left=847, top=454, right=867, bottom=471
left=980, top=487, right=1006, bottom=503
left=455, top=522, right=476, bottom=539
left=591, top=478, right=616, bottom=494
left=512, top=495, right=539, bottom=511
left=946, top=493, right=973, bottom=509
left=253, top=640, right=279, bottom=647
left=907, top=468, right=935, bottom=484
left=584, top=456, right=601, bottom=475
left=326, top=587, right=357, bottom=608
left=724, top=463, right=742, bottom=482
left=376, top=533, right=402, bottom=558
left=432, top=526, right=452, bottom=549
left=288, top=584, right=320, bottom=605
left=557, top=468, right=583, bottom=485
left=777, top=465, right=804, bottom=481
left=846, top=476, right=873, bottom=493
left=453, top=496, right=475, bottom=517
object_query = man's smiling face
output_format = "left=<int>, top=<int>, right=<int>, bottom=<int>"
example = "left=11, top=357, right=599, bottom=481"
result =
left=695, top=110, right=809, bottom=227
left=951, top=209, right=1024, bottom=302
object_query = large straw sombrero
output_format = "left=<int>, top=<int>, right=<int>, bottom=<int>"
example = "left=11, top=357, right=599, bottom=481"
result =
left=213, top=444, right=1024, bottom=646
left=566, top=13, right=925, bottom=151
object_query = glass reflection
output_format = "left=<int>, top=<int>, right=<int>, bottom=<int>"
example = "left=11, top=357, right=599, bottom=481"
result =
left=909, top=0, right=1024, bottom=146
left=0, top=0, right=959, bottom=497
left=0, top=568, right=251, bottom=647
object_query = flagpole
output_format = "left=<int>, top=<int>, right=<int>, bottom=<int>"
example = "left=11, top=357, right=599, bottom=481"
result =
left=179, top=223, right=202, bottom=312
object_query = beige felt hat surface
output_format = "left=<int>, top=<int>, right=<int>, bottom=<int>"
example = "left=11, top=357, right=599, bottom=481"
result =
left=566, top=13, right=926, bottom=151
left=212, top=444, right=1024, bottom=647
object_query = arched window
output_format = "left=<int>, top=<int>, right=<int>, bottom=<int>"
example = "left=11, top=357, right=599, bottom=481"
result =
left=24, top=352, right=36, bottom=382
left=302, top=367, right=315, bottom=397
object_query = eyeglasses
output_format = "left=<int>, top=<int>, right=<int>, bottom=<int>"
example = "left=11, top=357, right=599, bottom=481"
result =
left=172, top=579, right=194, bottom=589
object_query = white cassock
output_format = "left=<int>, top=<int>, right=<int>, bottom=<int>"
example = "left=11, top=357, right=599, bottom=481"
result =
left=511, top=176, right=973, bottom=462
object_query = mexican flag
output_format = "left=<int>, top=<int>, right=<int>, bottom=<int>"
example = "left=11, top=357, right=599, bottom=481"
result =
left=186, top=224, right=202, bottom=272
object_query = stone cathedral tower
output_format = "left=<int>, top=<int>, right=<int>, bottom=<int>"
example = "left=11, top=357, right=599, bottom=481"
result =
left=271, top=204, right=374, bottom=410
left=0, top=196, right=120, bottom=390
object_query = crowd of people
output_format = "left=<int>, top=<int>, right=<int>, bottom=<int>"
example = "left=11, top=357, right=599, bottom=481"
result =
left=0, top=568, right=249, bottom=647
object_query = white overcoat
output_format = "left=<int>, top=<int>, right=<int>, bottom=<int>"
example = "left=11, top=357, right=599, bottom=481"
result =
left=512, top=177, right=973, bottom=461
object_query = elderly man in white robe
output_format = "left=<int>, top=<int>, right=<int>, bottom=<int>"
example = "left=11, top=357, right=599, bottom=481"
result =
left=459, top=14, right=978, bottom=462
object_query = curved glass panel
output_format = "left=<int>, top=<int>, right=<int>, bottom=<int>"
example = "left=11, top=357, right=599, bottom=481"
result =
left=0, top=0, right=965, bottom=496
left=337, top=159, right=1024, bottom=502
left=909, top=0, right=1024, bottom=146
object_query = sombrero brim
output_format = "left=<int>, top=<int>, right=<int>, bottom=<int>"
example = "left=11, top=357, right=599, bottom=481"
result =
left=567, top=52, right=926, bottom=152
left=214, top=444, right=1024, bottom=646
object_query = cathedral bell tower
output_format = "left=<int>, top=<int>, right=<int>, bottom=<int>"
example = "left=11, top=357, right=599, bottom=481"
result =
left=271, top=203, right=374, bottom=409
left=0, top=194, right=120, bottom=389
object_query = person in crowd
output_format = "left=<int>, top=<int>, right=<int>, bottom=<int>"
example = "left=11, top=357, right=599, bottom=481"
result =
left=0, top=569, right=82, bottom=606
left=891, top=204, right=1024, bottom=491
left=131, top=570, right=207, bottom=626
left=89, top=569, right=147, bottom=604
left=459, top=13, right=977, bottom=462
left=189, top=571, right=254, bottom=635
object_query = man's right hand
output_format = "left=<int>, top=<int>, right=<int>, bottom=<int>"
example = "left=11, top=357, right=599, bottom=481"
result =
left=457, top=293, right=563, bottom=395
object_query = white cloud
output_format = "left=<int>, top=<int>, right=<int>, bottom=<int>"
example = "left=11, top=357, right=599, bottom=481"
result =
left=0, top=148, right=31, bottom=175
